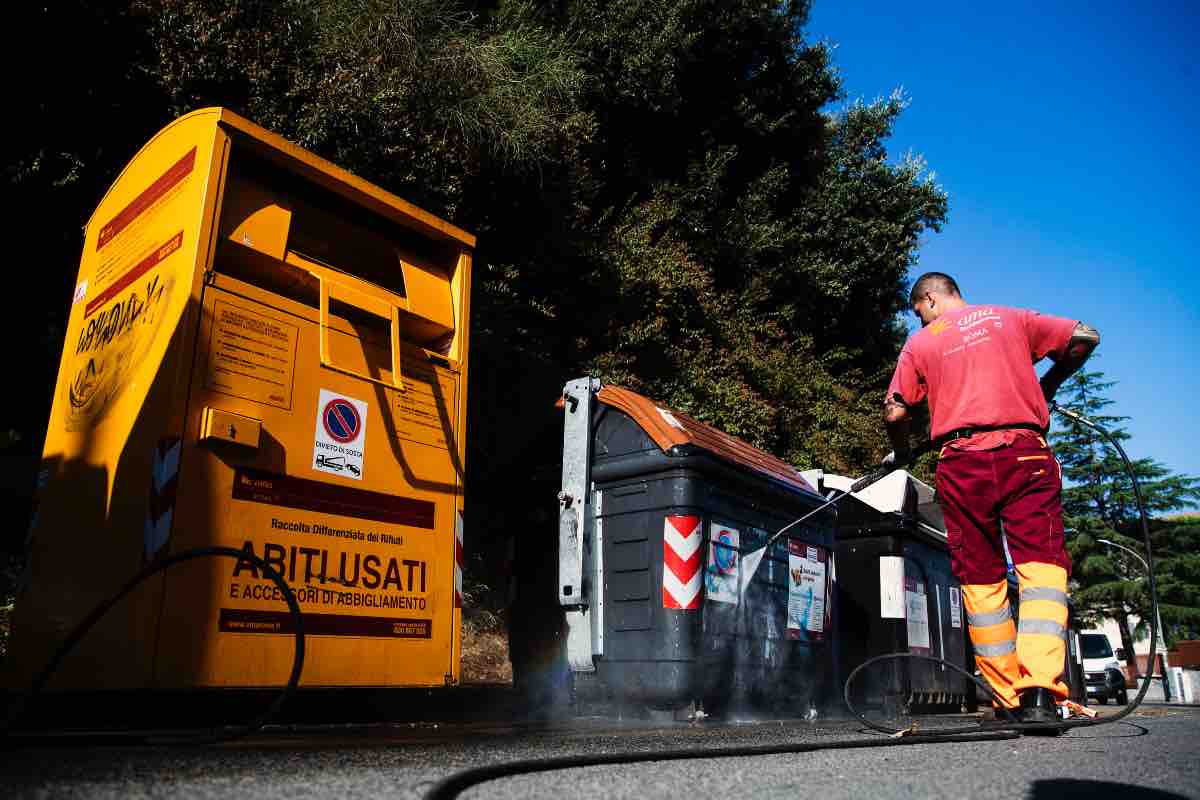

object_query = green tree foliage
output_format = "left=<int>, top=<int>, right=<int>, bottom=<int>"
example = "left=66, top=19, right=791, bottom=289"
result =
left=5, top=1, right=947, bottom=607
left=543, top=1, right=946, bottom=473
left=1054, top=369, right=1200, bottom=653
left=1147, top=517, right=1200, bottom=643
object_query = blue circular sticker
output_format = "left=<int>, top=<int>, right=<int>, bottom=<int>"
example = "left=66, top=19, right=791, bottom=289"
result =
left=714, top=531, right=738, bottom=573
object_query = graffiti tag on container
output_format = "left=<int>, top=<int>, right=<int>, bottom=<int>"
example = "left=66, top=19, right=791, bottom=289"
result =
left=65, top=269, right=176, bottom=431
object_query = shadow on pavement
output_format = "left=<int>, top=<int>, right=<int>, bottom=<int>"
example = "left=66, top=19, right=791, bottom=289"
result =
left=1064, top=721, right=1149, bottom=739
left=1032, top=780, right=1187, bottom=800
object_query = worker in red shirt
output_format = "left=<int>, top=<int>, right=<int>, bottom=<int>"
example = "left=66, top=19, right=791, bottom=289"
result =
left=883, top=272, right=1099, bottom=728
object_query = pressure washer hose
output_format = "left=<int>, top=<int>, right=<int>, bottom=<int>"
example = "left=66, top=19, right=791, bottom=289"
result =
left=0, top=406, right=1164, bottom=796
left=424, top=403, right=1165, bottom=798
left=2, top=546, right=305, bottom=746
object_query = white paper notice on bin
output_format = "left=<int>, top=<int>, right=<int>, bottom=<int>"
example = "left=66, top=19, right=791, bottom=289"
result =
left=787, top=540, right=827, bottom=638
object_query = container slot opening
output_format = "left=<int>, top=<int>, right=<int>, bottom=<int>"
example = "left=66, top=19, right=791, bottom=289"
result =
left=311, top=266, right=405, bottom=393
left=214, top=239, right=318, bottom=307
left=216, top=145, right=459, bottom=354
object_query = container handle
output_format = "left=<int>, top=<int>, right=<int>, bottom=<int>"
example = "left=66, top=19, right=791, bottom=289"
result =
left=314, top=272, right=406, bottom=393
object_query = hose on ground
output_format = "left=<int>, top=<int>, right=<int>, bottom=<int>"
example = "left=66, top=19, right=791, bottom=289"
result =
left=2, top=545, right=305, bottom=747
left=427, top=403, right=1164, bottom=797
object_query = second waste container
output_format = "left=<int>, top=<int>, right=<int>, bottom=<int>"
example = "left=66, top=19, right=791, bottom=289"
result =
left=802, top=469, right=970, bottom=716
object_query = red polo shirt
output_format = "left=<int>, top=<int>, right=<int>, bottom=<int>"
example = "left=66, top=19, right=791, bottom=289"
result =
left=887, top=305, right=1077, bottom=448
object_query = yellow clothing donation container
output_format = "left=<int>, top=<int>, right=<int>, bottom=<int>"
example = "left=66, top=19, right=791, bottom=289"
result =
left=6, top=108, right=474, bottom=691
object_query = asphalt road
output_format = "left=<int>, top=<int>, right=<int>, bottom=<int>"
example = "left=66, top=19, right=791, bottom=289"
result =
left=4, top=702, right=1199, bottom=800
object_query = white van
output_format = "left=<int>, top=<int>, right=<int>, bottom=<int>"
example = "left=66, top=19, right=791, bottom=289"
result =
left=1079, top=631, right=1129, bottom=704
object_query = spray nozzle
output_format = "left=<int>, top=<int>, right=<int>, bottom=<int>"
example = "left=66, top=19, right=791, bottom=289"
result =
left=848, top=464, right=895, bottom=494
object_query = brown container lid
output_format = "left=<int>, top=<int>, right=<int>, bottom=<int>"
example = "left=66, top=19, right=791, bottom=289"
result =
left=595, top=384, right=818, bottom=495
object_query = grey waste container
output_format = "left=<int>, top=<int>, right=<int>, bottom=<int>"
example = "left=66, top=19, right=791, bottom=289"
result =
left=558, top=380, right=837, bottom=715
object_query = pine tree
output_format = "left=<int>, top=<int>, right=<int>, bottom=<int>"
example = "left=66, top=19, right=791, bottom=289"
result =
left=1146, top=517, right=1200, bottom=642
left=1053, top=369, right=1200, bottom=672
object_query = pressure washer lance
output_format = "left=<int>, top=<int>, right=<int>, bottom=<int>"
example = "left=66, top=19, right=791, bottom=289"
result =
left=737, top=457, right=913, bottom=598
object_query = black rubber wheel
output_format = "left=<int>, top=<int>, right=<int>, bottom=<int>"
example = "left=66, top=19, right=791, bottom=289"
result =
left=1096, top=695, right=1108, bottom=705
left=1117, top=688, right=1128, bottom=705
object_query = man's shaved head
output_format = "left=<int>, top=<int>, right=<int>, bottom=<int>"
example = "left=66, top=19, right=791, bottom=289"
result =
left=910, top=272, right=961, bottom=304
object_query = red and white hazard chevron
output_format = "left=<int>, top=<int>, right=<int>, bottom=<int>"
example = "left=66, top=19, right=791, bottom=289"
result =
left=454, top=509, right=464, bottom=609
left=663, top=515, right=702, bottom=609
left=145, top=436, right=181, bottom=562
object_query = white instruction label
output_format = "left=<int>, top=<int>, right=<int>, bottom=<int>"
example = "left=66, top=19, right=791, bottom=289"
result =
left=949, top=586, right=962, bottom=628
left=879, top=556, right=905, bottom=619
left=906, top=576, right=931, bottom=652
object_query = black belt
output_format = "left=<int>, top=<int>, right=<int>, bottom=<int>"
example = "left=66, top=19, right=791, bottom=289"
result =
left=934, top=422, right=1047, bottom=448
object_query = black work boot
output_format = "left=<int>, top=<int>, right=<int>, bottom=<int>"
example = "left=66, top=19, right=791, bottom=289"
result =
left=1019, top=688, right=1063, bottom=735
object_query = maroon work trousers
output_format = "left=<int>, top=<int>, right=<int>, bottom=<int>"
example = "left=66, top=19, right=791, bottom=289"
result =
left=935, top=435, right=1071, bottom=585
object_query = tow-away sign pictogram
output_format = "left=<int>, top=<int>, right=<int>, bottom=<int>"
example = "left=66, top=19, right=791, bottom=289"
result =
left=312, top=389, right=368, bottom=480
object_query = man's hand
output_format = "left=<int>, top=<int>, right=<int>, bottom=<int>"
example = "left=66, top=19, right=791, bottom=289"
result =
left=1041, top=322, right=1100, bottom=401
left=883, top=393, right=912, bottom=463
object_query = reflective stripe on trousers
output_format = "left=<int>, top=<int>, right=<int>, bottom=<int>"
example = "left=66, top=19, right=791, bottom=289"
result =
left=1013, top=561, right=1070, bottom=698
left=962, top=579, right=1019, bottom=709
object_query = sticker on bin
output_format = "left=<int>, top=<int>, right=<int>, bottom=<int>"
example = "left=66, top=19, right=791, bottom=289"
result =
left=312, top=389, right=368, bottom=480
left=655, top=406, right=684, bottom=430
left=905, top=576, right=931, bottom=652
left=787, top=540, right=827, bottom=640
left=949, top=586, right=962, bottom=628
left=705, top=523, right=740, bottom=604
left=662, top=515, right=702, bottom=609
left=145, top=436, right=181, bottom=562
left=454, top=509, right=464, bottom=609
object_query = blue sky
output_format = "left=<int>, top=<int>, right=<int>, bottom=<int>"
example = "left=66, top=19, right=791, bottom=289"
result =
left=808, top=1, right=1200, bottom=488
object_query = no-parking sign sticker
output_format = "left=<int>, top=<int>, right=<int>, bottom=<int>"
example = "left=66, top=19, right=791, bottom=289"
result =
left=312, top=389, right=368, bottom=480
left=705, top=523, right=740, bottom=604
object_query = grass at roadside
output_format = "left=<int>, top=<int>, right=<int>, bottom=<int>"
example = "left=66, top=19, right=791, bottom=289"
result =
left=461, top=627, right=512, bottom=684
left=459, top=559, right=512, bottom=685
